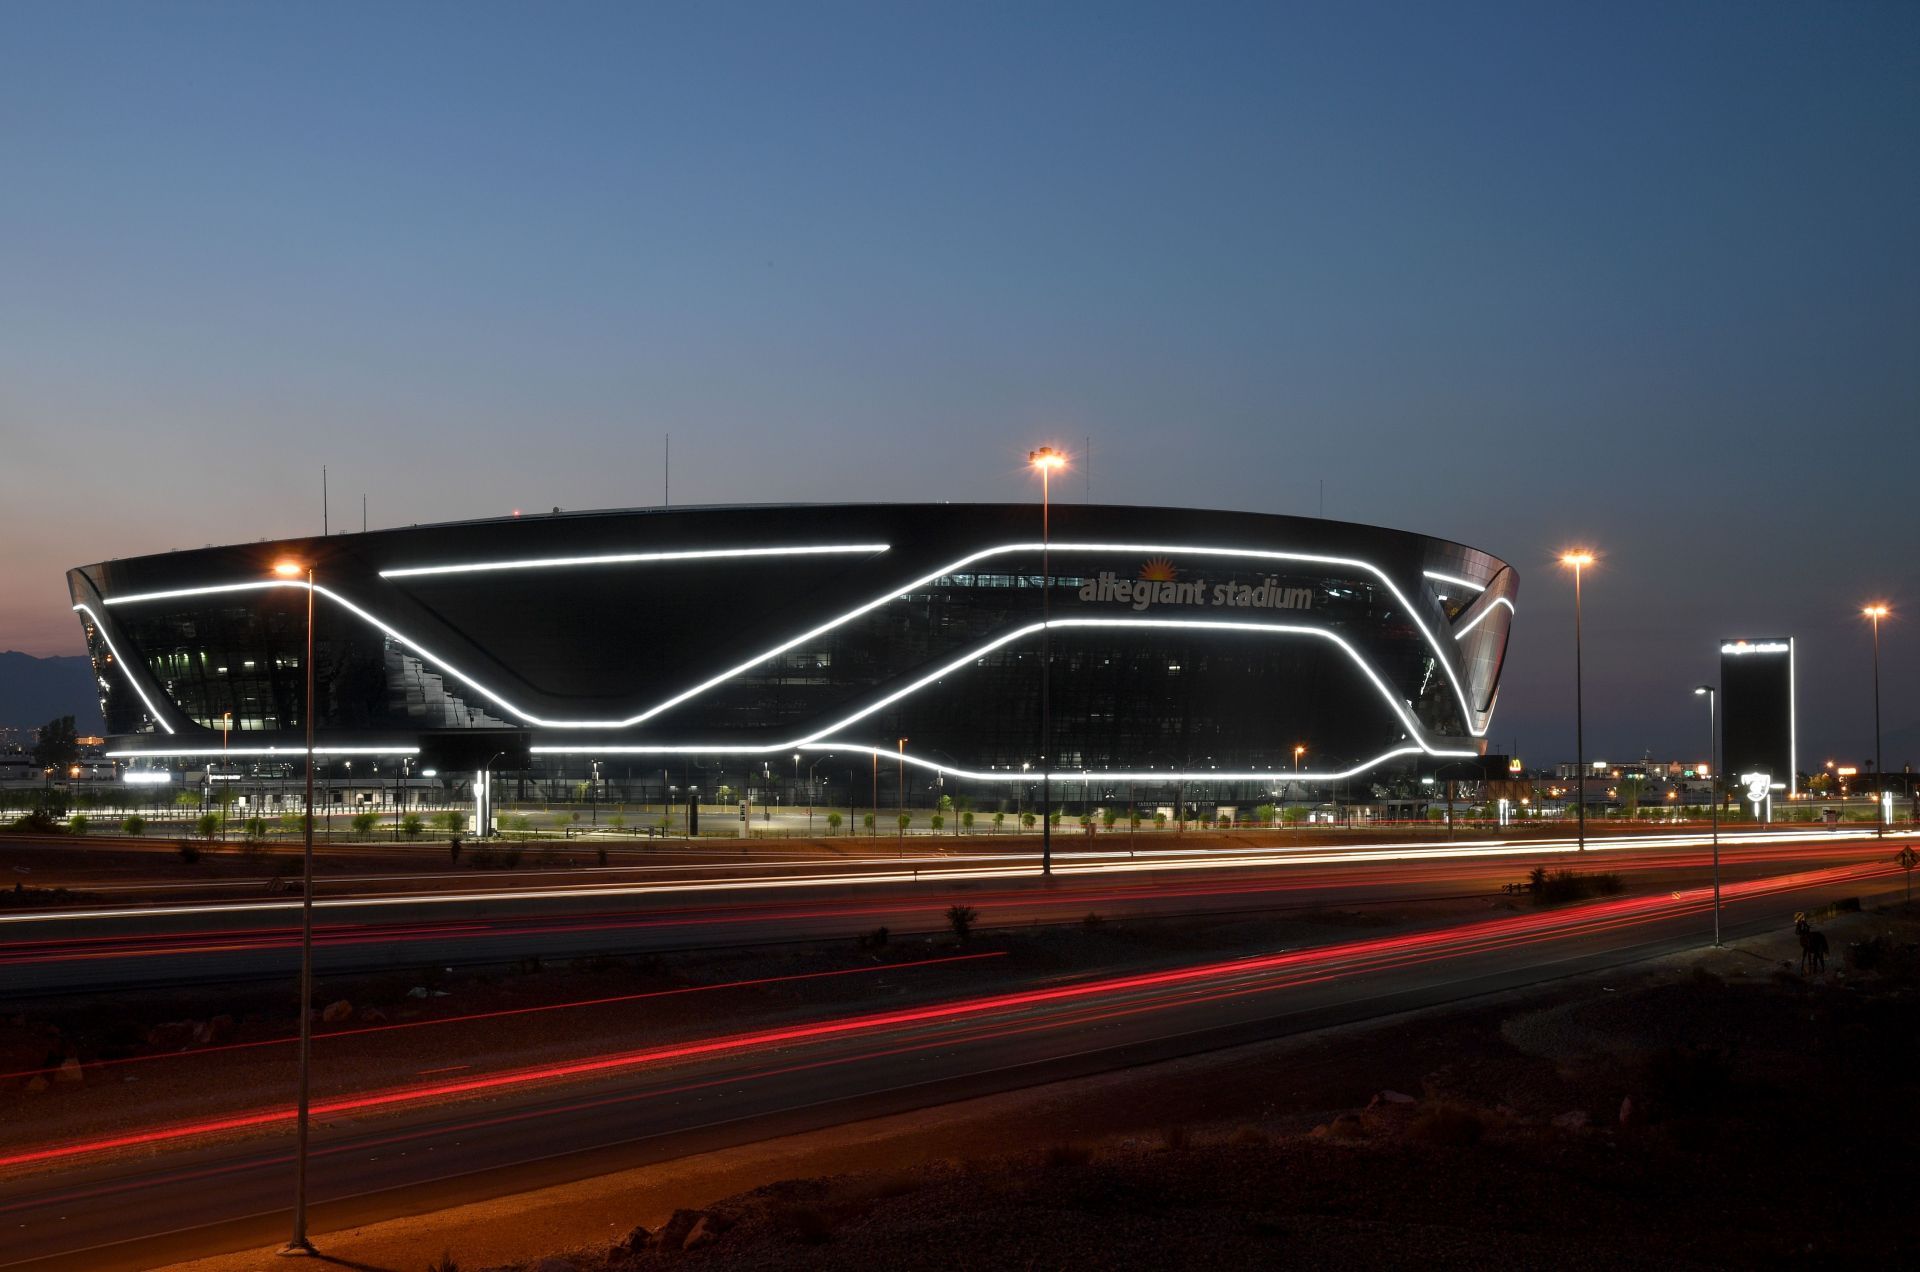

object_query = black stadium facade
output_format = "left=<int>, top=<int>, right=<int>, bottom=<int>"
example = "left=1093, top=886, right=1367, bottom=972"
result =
left=68, top=504, right=1516, bottom=805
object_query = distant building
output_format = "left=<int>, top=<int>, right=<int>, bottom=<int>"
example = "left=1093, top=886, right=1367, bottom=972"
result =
left=1720, top=637, right=1795, bottom=795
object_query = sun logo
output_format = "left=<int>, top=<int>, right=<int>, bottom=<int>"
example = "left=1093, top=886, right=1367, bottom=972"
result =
left=1138, top=557, right=1179, bottom=582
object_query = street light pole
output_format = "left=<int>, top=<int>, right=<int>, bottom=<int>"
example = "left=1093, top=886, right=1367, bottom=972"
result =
left=1865, top=605, right=1889, bottom=837
left=1029, top=446, right=1066, bottom=876
left=274, top=559, right=317, bottom=1257
left=1695, top=685, right=1721, bottom=946
left=1560, top=551, right=1595, bottom=852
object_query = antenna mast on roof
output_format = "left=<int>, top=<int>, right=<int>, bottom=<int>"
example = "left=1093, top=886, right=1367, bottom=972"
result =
left=322, top=466, right=329, bottom=536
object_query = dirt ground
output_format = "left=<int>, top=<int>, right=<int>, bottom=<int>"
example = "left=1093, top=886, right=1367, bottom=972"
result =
left=162, top=900, right=1920, bottom=1272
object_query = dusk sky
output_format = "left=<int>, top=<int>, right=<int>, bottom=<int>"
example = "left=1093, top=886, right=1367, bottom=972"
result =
left=2, top=1, right=1915, bottom=767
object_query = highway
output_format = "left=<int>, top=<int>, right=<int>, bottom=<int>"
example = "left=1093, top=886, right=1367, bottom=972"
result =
left=0, top=827, right=1899, bottom=993
left=0, top=844, right=1900, bottom=1271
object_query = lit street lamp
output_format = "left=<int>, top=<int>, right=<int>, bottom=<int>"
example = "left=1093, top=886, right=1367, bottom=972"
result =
left=271, top=557, right=317, bottom=1258
left=1559, top=550, right=1596, bottom=851
left=1029, top=445, right=1066, bottom=876
left=1694, top=685, right=1721, bottom=946
left=1864, top=604, right=1890, bottom=836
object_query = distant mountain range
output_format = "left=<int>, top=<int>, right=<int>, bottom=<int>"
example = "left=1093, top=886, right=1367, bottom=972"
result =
left=0, top=651, right=105, bottom=735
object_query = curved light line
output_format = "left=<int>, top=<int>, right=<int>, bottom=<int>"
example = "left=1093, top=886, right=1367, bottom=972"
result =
left=533, top=741, right=1468, bottom=784
left=1422, top=570, right=1487, bottom=593
left=99, top=541, right=1497, bottom=736
left=524, top=617, right=1469, bottom=778
left=70, top=604, right=177, bottom=735
left=380, top=543, right=890, bottom=579
left=1452, top=596, right=1517, bottom=639
left=796, top=741, right=1472, bottom=784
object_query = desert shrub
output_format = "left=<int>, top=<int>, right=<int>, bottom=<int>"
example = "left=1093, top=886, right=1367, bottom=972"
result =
left=1411, top=1102, right=1484, bottom=1146
left=401, top=813, right=423, bottom=839
left=121, top=814, right=146, bottom=836
left=350, top=811, right=378, bottom=836
left=242, top=816, right=269, bottom=843
left=194, top=811, right=220, bottom=840
left=1529, top=867, right=1625, bottom=906
left=946, top=903, right=978, bottom=942
left=67, top=813, right=90, bottom=835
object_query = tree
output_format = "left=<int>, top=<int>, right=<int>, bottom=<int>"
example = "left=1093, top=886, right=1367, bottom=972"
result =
left=827, top=811, right=843, bottom=833
left=992, top=811, right=1005, bottom=831
left=897, top=811, right=911, bottom=834
left=67, top=813, right=89, bottom=835
left=1022, top=811, right=1036, bottom=829
left=862, top=812, right=876, bottom=833
left=350, top=811, right=378, bottom=837
left=1154, top=811, right=1168, bottom=830
left=930, top=813, right=945, bottom=831
left=122, top=814, right=146, bottom=836
left=1618, top=776, right=1643, bottom=818
left=31, top=716, right=79, bottom=771
left=961, top=810, right=974, bottom=831
left=194, top=811, right=220, bottom=840
left=401, top=813, right=424, bottom=839
left=1101, top=807, right=1119, bottom=830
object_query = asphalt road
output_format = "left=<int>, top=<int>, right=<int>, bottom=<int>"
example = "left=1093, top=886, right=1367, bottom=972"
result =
left=0, top=848, right=1898, bottom=1271
left=1, top=828, right=1898, bottom=994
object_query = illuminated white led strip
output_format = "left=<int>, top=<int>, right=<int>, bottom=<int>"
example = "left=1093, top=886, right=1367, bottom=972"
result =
left=1423, top=570, right=1487, bottom=593
left=106, top=745, right=418, bottom=759
left=70, top=604, right=177, bottom=735
left=528, top=617, right=1479, bottom=780
left=380, top=543, right=890, bottom=579
left=101, top=540, right=1499, bottom=735
left=1452, top=596, right=1517, bottom=639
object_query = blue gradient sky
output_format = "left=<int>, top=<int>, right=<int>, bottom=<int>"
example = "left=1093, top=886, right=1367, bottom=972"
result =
left=2, top=1, right=1915, bottom=766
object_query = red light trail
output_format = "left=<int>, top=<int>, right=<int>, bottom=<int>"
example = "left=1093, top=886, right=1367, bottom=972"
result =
left=1, top=858, right=1889, bottom=1174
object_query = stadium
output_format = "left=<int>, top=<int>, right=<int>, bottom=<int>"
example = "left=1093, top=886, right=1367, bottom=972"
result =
left=67, top=503, right=1516, bottom=809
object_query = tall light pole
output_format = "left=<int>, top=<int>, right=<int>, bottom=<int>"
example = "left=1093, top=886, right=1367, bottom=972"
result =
left=1560, top=550, right=1596, bottom=852
left=1864, top=604, right=1890, bottom=837
left=272, top=558, right=317, bottom=1258
left=1695, top=685, right=1721, bottom=947
left=1029, top=445, right=1066, bottom=876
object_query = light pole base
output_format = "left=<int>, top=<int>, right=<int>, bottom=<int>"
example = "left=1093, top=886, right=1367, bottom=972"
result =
left=277, top=1239, right=318, bottom=1257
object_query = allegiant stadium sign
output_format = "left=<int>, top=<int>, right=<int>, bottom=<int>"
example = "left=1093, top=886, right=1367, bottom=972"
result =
left=1077, top=569, right=1314, bottom=613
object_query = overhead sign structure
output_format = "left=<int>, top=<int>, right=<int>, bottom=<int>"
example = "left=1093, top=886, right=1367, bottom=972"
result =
left=1720, top=636, right=1795, bottom=796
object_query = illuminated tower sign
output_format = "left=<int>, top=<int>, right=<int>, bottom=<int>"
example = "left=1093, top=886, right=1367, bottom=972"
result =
left=1719, top=637, right=1796, bottom=795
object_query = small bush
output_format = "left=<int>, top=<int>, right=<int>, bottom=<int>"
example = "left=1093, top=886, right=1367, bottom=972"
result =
left=242, top=816, right=269, bottom=844
left=827, top=811, right=843, bottom=832
left=1529, top=868, right=1625, bottom=906
left=350, top=811, right=378, bottom=836
left=897, top=812, right=911, bottom=832
left=862, top=812, right=876, bottom=832
left=1411, top=1102, right=1485, bottom=1146
left=194, top=811, right=220, bottom=840
left=121, top=814, right=146, bottom=836
left=946, top=903, right=978, bottom=942
left=67, top=813, right=90, bottom=835
left=858, top=925, right=890, bottom=950
left=929, top=813, right=944, bottom=831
